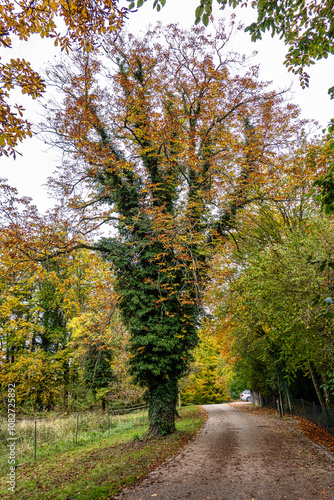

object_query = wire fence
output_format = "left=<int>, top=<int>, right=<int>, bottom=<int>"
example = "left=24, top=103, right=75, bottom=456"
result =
left=252, top=392, right=334, bottom=435
left=109, top=403, right=148, bottom=415
left=0, top=403, right=148, bottom=469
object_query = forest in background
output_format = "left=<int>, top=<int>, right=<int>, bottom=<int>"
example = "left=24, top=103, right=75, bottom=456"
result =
left=1, top=2, right=334, bottom=436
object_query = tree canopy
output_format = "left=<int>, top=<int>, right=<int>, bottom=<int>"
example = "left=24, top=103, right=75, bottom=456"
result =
left=130, top=1, right=334, bottom=222
left=130, top=1, right=334, bottom=90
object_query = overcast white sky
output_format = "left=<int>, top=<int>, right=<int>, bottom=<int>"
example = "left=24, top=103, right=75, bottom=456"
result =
left=1, top=0, right=333, bottom=212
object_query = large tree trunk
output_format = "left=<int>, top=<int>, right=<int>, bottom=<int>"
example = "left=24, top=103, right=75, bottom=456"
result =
left=147, top=377, right=178, bottom=437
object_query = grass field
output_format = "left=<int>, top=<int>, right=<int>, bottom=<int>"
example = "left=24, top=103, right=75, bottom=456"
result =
left=0, top=408, right=148, bottom=475
left=0, top=406, right=205, bottom=500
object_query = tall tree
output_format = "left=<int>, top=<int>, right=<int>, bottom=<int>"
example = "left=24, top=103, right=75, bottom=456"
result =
left=43, top=22, right=307, bottom=435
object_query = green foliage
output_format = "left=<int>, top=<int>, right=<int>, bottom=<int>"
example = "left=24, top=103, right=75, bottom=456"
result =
left=181, top=333, right=230, bottom=404
left=102, top=237, right=199, bottom=377
left=0, top=233, right=130, bottom=413
left=242, top=0, right=334, bottom=88
left=321, top=371, right=334, bottom=394
left=82, top=345, right=114, bottom=407
left=146, top=377, right=178, bottom=435
left=214, top=205, right=334, bottom=402
left=0, top=255, right=74, bottom=410
left=310, top=166, right=334, bottom=214
left=100, top=189, right=200, bottom=434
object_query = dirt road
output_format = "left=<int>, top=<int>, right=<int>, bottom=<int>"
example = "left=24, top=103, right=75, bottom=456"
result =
left=115, top=403, right=334, bottom=500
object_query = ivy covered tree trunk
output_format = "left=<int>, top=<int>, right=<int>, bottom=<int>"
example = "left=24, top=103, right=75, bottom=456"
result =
left=44, top=22, right=304, bottom=435
left=147, top=377, right=179, bottom=436
left=101, top=232, right=200, bottom=434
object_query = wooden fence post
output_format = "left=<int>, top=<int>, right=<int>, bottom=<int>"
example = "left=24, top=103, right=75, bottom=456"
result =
left=34, top=420, right=37, bottom=460
left=75, top=413, right=79, bottom=444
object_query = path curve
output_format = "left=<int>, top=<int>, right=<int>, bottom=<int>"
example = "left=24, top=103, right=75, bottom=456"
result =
left=114, top=403, right=334, bottom=500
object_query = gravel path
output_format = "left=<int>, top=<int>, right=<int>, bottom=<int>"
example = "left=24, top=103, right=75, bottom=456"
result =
left=115, top=402, right=334, bottom=500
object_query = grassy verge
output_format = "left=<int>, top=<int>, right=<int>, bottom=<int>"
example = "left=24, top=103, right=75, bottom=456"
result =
left=0, top=405, right=206, bottom=500
left=0, top=409, right=149, bottom=475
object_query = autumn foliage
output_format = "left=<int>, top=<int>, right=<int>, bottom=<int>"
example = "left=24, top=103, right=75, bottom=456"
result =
left=3, top=5, right=334, bottom=433
left=36, top=19, right=319, bottom=434
left=0, top=181, right=143, bottom=412
left=0, top=0, right=125, bottom=157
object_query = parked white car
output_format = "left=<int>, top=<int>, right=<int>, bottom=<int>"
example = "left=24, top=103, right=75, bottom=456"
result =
left=240, top=390, right=251, bottom=402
